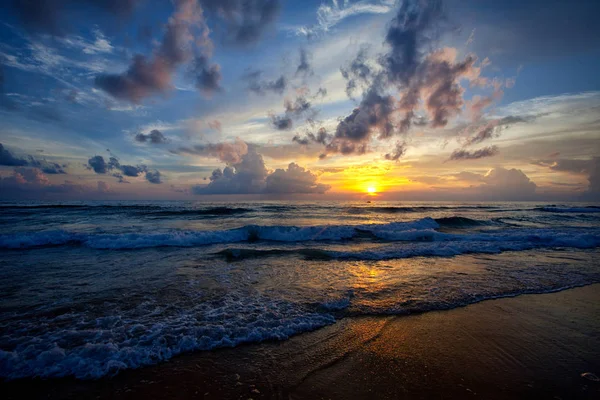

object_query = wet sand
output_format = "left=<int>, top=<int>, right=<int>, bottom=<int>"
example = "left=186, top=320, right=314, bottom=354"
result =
left=4, top=284, right=600, bottom=399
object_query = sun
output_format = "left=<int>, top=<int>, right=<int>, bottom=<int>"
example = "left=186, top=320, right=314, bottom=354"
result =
left=367, top=186, right=377, bottom=194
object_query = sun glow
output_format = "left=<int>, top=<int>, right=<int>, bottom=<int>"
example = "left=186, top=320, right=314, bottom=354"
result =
left=367, top=186, right=377, bottom=194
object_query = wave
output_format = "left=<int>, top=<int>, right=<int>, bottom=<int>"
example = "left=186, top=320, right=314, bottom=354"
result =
left=434, top=216, right=491, bottom=228
left=1, top=275, right=597, bottom=380
left=328, top=231, right=600, bottom=260
left=535, top=206, right=600, bottom=213
left=2, top=218, right=599, bottom=251
left=0, top=218, right=440, bottom=249
left=0, top=295, right=335, bottom=380
left=217, top=228, right=600, bottom=261
left=145, top=207, right=252, bottom=217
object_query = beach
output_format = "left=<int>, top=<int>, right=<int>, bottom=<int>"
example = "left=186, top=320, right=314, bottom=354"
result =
left=4, top=283, right=599, bottom=399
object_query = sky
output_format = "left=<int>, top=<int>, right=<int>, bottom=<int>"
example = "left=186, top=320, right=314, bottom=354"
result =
left=0, top=0, right=599, bottom=201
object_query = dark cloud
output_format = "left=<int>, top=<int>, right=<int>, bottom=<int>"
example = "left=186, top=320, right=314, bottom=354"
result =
left=306, top=0, right=493, bottom=158
left=145, top=170, right=162, bottom=184
left=192, top=146, right=328, bottom=195
left=120, top=164, right=146, bottom=177
left=199, top=0, right=281, bottom=46
left=382, top=0, right=444, bottom=86
left=87, top=155, right=119, bottom=174
left=27, top=158, right=67, bottom=174
left=135, top=129, right=169, bottom=144
left=172, top=139, right=249, bottom=164
left=385, top=141, right=407, bottom=161
left=315, top=87, right=327, bottom=98
left=461, top=114, right=534, bottom=147
left=270, top=115, right=293, bottom=130
left=463, top=122, right=498, bottom=147
left=449, top=145, right=499, bottom=161
left=87, top=154, right=161, bottom=184
left=293, top=127, right=331, bottom=146
left=0, top=143, right=28, bottom=166
left=270, top=94, right=315, bottom=131
left=0, top=143, right=66, bottom=173
left=324, top=87, right=395, bottom=156
left=9, top=0, right=142, bottom=35
left=243, top=70, right=287, bottom=95
left=296, top=48, right=313, bottom=77
left=190, top=55, right=222, bottom=95
left=95, top=0, right=215, bottom=103
left=340, top=46, right=373, bottom=98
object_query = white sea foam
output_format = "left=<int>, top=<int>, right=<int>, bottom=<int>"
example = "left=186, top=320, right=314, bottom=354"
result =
left=0, top=296, right=335, bottom=379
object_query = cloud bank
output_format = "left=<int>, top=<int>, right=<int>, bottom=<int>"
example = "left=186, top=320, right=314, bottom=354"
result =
left=191, top=146, right=329, bottom=195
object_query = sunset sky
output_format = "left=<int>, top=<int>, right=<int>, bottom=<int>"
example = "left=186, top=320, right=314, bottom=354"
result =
left=1, top=0, right=599, bottom=200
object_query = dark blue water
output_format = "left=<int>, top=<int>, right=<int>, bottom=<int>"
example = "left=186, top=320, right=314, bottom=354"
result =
left=1, top=201, right=599, bottom=379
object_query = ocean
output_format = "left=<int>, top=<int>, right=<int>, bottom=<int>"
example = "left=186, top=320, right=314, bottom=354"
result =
left=1, top=201, right=599, bottom=380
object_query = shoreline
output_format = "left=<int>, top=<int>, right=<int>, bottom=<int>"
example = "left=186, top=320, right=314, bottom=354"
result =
left=3, top=283, right=600, bottom=399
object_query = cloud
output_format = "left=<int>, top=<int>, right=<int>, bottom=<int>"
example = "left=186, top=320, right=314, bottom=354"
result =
left=450, top=167, right=537, bottom=200
left=462, top=122, right=498, bottom=147
left=265, top=163, right=330, bottom=194
left=135, top=129, right=169, bottom=144
left=173, top=138, right=249, bottom=164
left=145, top=170, right=162, bottom=184
left=87, top=154, right=162, bottom=184
left=301, top=0, right=495, bottom=157
left=199, top=0, right=281, bottom=46
left=449, top=146, right=499, bottom=161
left=87, top=155, right=119, bottom=174
left=243, top=70, right=287, bottom=95
left=323, top=87, right=395, bottom=155
left=0, top=143, right=29, bottom=166
left=293, top=0, right=394, bottom=38
left=384, top=141, right=407, bottom=161
left=208, top=120, right=222, bottom=132
left=192, top=146, right=329, bottom=195
left=193, top=147, right=268, bottom=194
left=296, top=48, right=313, bottom=77
left=534, top=157, right=600, bottom=199
left=270, top=94, right=316, bottom=131
left=293, top=127, right=331, bottom=146
left=0, top=143, right=66, bottom=174
left=190, top=55, right=222, bottom=95
left=120, top=164, right=146, bottom=177
left=340, top=46, right=374, bottom=98
left=270, top=115, right=293, bottom=130
left=95, top=0, right=215, bottom=103
left=480, top=167, right=537, bottom=198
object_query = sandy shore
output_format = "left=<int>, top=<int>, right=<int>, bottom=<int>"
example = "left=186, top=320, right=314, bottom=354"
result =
left=4, top=284, right=600, bottom=399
